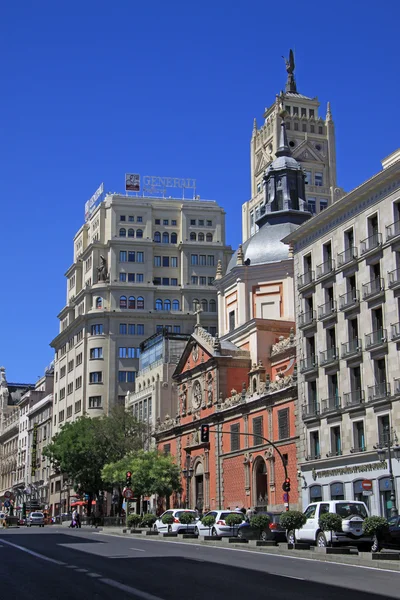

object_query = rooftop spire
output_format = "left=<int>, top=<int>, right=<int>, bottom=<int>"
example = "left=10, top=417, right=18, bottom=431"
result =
left=215, top=259, right=223, bottom=280
left=326, top=101, right=333, bottom=122
left=252, top=117, right=257, bottom=138
left=282, top=49, right=297, bottom=94
left=275, top=118, right=291, bottom=158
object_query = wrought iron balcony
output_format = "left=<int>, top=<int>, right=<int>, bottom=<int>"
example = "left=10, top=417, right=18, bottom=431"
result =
left=344, top=389, right=364, bottom=407
left=298, top=310, right=316, bottom=329
left=360, top=232, right=382, bottom=255
left=302, top=402, right=320, bottom=420
left=365, top=328, right=388, bottom=350
left=305, top=453, right=321, bottom=461
left=299, top=355, right=318, bottom=374
left=337, top=246, right=358, bottom=267
left=316, top=259, right=335, bottom=279
left=386, top=219, right=400, bottom=241
left=319, top=347, right=339, bottom=367
left=350, top=445, right=367, bottom=454
left=339, top=289, right=360, bottom=311
left=341, top=338, right=362, bottom=359
left=362, top=277, right=385, bottom=300
left=318, top=301, right=336, bottom=320
left=298, top=270, right=315, bottom=290
left=321, top=395, right=342, bottom=414
left=388, top=269, right=400, bottom=289
left=391, top=322, right=400, bottom=341
left=367, top=382, right=391, bottom=403
left=393, top=378, right=400, bottom=395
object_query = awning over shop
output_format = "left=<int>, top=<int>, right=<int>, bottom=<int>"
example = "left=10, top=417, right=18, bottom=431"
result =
left=70, top=500, right=96, bottom=507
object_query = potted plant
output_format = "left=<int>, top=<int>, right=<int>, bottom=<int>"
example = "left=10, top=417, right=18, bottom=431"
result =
left=225, top=513, right=244, bottom=538
left=141, top=513, right=156, bottom=529
left=362, top=516, right=389, bottom=552
left=280, top=510, right=307, bottom=545
left=318, top=512, right=343, bottom=547
left=128, top=513, right=142, bottom=532
left=179, top=511, right=196, bottom=536
left=201, top=514, right=216, bottom=538
left=161, top=512, right=175, bottom=534
left=250, top=514, right=271, bottom=540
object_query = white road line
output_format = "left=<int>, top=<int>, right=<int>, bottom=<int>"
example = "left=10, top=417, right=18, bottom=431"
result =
left=108, top=555, right=132, bottom=559
left=87, top=573, right=102, bottom=578
left=75, top=568, right=89, bottom=572
left=99, top=577, right=165, bottom=600
left=65, top=565, right=79, bottom=569
left=129, top=547, right=146, bottom=552
left=280, top=574, right=305, bottom=580
left=0, top=539, right=66, bottom=565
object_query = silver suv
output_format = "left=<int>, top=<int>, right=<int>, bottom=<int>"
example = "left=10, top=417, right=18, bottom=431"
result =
left=27, top=512, right=45, bottom=527
left=288, top=501, right=371, bottom=548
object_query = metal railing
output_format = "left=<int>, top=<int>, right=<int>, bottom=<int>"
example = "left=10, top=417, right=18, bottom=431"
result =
left=391, top=322, right=400, bottom=341
left=316, top=259, right=335, bottom=279
left=344, top=389, right=364, bottom=407
left=388, top=269, right=400, bottom=288
left=300, top=355, right=318, bottom=373
left=362, top=278, right=384, bottom=300
left=339, top=290, right=359, bottom=310
left=302, top=402, right=320, bottom=419
left=337, top=246, right=358, bottom=267
left=367, top=382, right=391, bottom=402
left=360, top=232, right=382, bottom=255
left=298, top=270, right=315, bottom=289
left=318, top=301, right=336, bottom=320
left=341, top=338, right=362, bottom=358
left=321, top=396, right=341, bottom=413
left=386, top=219, right=400, bottom=240
left=298, top=310, right=316, bottom=328
left=393, top=378, right=400, bottom=395
left=319, top=347, right=339, bottom=366
left=365, top=328, right=387, bottom=349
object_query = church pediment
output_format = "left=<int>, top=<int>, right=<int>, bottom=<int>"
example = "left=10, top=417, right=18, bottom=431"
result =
left=292, top=140, right=323, bottom=163
left=173, top=328, right=217, bottom=378
left=255, top=146, right=273, bottom=175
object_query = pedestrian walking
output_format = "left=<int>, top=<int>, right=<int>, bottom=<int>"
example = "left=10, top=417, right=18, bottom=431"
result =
left=76, top=512, right=81, bottom=529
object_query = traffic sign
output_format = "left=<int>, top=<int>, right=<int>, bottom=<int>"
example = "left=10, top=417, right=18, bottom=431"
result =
left=362, top=480, right=373, bottom=491
left=123, top=488, right=134, bottom=500
left=4, top=501, right=10, bottom=508
left=283, top=492, right=289, bottom=503
left=363, top=490, right=373, bottom=496
left=4, top=491, right=11, bottom=499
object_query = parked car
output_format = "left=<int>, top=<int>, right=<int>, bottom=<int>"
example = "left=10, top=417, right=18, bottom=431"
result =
left=27, top=512, right=45, bottom=527
left=154, top=510, right=198, bottom=534
left=372, top=516, right=400, bottom=551
left=287, top=501, right=371, bottom=549
left=195, top=510, right=245, bottom=537
left=237, top=512, right=286, bottom=542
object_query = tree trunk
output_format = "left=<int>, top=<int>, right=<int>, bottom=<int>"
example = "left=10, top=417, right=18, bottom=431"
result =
left=166, top=495, right=170, bottom=510
left=86, top=492, right=93, bottom=517
left=117, top=486, right=123, bottom=516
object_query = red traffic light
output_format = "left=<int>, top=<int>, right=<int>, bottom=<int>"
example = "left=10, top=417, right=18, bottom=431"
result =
left=200, top=424, right=210, bottom=443
left=282, top=477, right=291, bottom=492
left=126, top=471, right=132, bottom=477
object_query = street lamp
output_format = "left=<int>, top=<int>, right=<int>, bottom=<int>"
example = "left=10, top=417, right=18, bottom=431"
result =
left=182, top=453, right=194, bottom=509
left=375, top=428, right=400, bottom=517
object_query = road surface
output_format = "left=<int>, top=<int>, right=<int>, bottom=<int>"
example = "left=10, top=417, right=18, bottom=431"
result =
left=0, top=527, right=398, bottom=599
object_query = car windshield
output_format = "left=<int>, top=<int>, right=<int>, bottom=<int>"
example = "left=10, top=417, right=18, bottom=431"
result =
left=335, top=503, right=367, bottom=519
left=31, top=513, right=44, bottom=517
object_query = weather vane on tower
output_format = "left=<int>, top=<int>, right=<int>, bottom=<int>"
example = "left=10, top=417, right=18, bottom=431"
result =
left=282, top=49, right=297, bottom=94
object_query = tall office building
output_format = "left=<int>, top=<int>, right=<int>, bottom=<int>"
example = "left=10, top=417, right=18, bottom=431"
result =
left=242, top=50, right=344, bottom=242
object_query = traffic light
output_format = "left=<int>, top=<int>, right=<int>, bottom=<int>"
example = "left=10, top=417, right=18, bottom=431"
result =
left=126, top=471, right=132, bottom=488
left=282, top=478, right=291, bottom=492
left=200, top=424, right=210, bottom=443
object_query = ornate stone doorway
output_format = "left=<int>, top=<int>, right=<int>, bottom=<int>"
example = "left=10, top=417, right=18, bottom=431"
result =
left=194, top=462, right=204, bottom=511
left=253, top=457, right=268, bottom=510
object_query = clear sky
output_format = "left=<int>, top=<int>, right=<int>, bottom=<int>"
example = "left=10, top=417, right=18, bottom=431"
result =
left=1, top=0, right=399, bottom=383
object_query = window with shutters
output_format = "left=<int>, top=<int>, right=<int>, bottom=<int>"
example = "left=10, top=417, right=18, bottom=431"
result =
left=230, top=423, right=240, bottom=451
left=278, top=408, right=290, bottom=440
left=253, top=416, right=263, bottom=446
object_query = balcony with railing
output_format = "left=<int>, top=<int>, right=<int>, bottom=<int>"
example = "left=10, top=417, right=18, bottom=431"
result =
left=388, top=269, right=400, bottom=289
left=360, top=232, right=382, bottom=255
left=321, top=395, right=342, bottom=414
left=319, top=347, right=339, bottom=367
left=298, top=310, right=316, bottom=329
left=362, top=277, right=385, bottom=301
left=302, top=402, right=320, bottom=420
left=318, top=301, right=336, bottom=321
left=344, top=389, right=364, bottom=407
left=386, top=219, right=400, bottom=241
left=337, top=246, right=358, bottom=268
left=316, top=259, right=335, bottom=280
left=367, top=381, right=391, bottom=403
left=298, top=270, right=315, bottom=290
left=341, top=338, right=362, bottom=360
left=299, top=355, right=318, bottom=374
left=393, top=378, right=400, bottom=395
left=339, top=289, right=360, bottom=311
left=391, top=322, right=400, bottom=341
left=365, top=328, right=387, bottom=350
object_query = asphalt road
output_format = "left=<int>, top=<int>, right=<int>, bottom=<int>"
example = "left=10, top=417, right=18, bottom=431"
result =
left=0, top=527, right=399, bottom=600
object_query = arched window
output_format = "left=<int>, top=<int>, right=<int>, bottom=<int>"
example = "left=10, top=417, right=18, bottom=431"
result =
left=198, top=232, right=204, bottom=241
left=164, top=299, right=171, bottom=311
left=192, top=298, right=199, bottom=311
left=162, top=232, right=169, bottom=243
left=96, top=297, right=103, bottom=309
left=120, top=295, right=127, bottom=309
left=172, top=299, right=180, bottom=311
left=119, top=228, right=126, bottom=237
left=128, top=228, right=134, bottom=237
left=128, top=296, right=136, bottom=309
left=155, top=299, right=163, bottom=310
left=171, top=232, right=177, bottom=244
left=136, top=229, right=143, bottom=238
left=201, top=299, right=208, bottom=312
left=209, top=299, right=216, bottom=312
left=190, top=232, right=196, bottom=241
left=206, top=233, right=213, bottom=242
left=154, top=231, right=161, bottom=243
left=137, top=296, right=144, bottom=309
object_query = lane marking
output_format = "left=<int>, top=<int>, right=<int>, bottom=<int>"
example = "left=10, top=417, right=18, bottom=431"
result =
left=65, top=565, right=79, bottom=569
left=75, top=568, right=89, bottom=572
left=129, top=547, right=146, bottom=552
left=99, top=577, right=165, bottom=599
left=108, top=555, right=132, bottom=559
left=87, top=573, right=102, bottom=578
left=279, top=574, right=305, bottom=580
left=0, top=539, right=66, bottom=565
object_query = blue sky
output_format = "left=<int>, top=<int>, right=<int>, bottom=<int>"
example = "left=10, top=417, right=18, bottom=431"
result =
left=1, top=0, right=400, bottom=382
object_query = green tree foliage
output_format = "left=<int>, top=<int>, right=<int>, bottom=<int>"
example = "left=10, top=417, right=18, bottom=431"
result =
left=141, top=514, right=156, bottom=529
left=319, top=512, right=342, bottom=533
left=128, top=514, right=141, bottom=528
left=250, top=514, right=270, bottom=534
left=362, top=516, right=389, bottom=537
left=162, top=513, right=174, bottom=525
left=179, top=511, right=196, bottom=531
left=279, top=510, right=307, bottom=532
left=225, top=512, right=244, bottom=536
left=201, top=514, right=216, bottom=534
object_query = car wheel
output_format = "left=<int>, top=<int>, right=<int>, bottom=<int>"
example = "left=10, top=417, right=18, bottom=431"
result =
left=168, top=525, right=172, bottom=533
left=211, top=527, right=218, bottom=537
left=260, top=530, right=269, bottom=542
left=237, top=529, right=243, bottom=539
left=316, top=532, right=328, bottom=547
left=194, top=526, right=199, bottom=535
left=287, top=530, right=295, bottom=544
left=153, top=524, right=158, bottom=532
left=371, top=535, right=381, bottom=553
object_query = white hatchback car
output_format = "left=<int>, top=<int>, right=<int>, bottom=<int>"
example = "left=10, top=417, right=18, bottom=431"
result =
left=154, top=509, right=198, bottom=534
left=27, top=512, right=45, bottom=527
left=195, top=510, right=245, bottom=537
